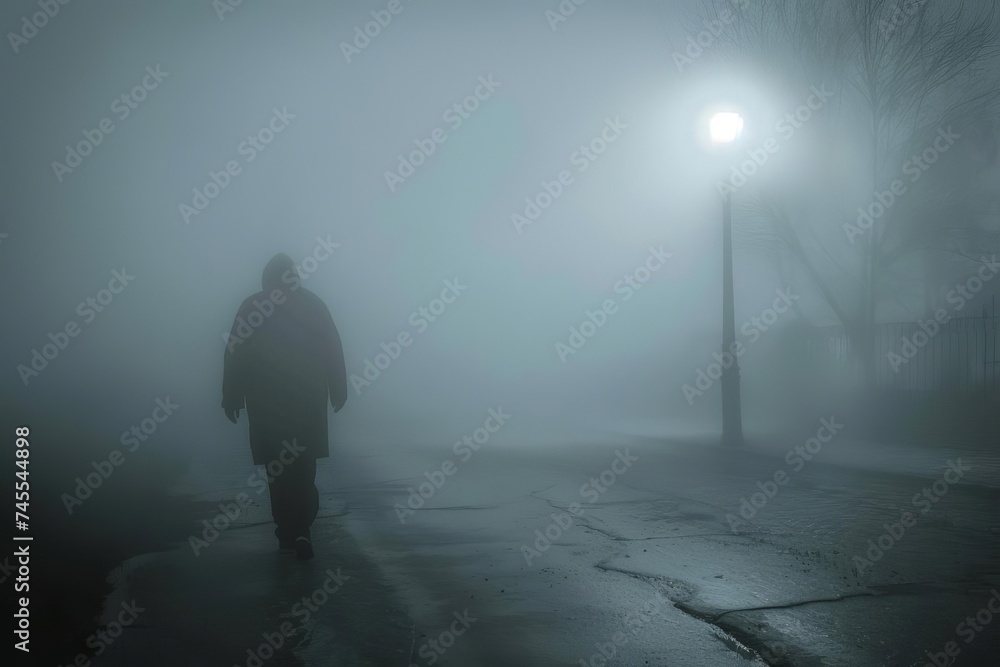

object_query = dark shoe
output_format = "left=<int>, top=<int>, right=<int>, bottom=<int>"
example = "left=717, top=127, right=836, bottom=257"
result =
left=278, top=538, right=295, bottom=553
left=294, top=536, right=314, bottom=561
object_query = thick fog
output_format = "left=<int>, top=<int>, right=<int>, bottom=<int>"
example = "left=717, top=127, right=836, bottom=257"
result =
left=4, top=1, right=999, bottom=665
left=2, top=0, right=797, bottom=454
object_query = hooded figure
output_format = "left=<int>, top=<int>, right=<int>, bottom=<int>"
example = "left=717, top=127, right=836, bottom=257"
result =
left=222, top=253, right=347, bottom=559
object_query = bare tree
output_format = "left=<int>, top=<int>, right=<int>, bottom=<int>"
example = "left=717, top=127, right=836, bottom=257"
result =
left=692, top=0, right=1000, bottom=390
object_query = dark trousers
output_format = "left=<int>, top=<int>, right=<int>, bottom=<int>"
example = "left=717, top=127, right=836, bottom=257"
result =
left=267, top=455, right=319, bottom=542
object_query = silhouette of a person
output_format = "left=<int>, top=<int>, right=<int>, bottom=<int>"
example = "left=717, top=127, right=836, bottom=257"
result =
left=222, top=253, right=347, bottom=560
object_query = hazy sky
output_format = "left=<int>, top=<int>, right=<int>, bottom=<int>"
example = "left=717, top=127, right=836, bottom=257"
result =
left=3, top=0, right=993, bottom=458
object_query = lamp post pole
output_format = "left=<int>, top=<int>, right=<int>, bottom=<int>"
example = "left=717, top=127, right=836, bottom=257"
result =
left=721, top=191, right=744, bottom=446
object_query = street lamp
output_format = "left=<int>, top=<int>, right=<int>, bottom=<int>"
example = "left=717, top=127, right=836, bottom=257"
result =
left=709, top=112, right=744, bottom=143
left=709, top=111, right=744, bottom=447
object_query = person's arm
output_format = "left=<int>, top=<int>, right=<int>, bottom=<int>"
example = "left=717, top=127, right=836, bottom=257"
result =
left=325, top=310, right=348, bottom=413
left=222, top=304, right=248, bottom=422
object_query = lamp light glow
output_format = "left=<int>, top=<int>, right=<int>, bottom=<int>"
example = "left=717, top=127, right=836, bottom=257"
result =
left=709, top=112, right=744, bottom=143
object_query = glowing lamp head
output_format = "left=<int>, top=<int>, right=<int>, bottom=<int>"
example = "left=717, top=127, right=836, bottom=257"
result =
left=709, top=112, right=744, bottom=143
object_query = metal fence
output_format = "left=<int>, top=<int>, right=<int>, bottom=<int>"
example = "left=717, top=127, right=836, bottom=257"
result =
left=801, top=298, right=999, bottom=398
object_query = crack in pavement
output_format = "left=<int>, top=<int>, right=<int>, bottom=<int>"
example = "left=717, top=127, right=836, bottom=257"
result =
left=679, top=580, right=993, bottom=622
left=592, top=562, right=773, bottom=665
left=707, top=590, right=881, bottom=619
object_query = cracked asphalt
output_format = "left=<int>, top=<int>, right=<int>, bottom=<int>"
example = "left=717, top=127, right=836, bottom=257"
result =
left=95, top=428, right=1000, bottom=665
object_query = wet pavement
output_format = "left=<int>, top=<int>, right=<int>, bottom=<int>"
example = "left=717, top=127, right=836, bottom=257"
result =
left=93, top=428, right=1000, bottom=665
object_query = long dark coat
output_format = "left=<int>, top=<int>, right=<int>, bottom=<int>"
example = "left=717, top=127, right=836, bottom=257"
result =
left=222, top=254, right=347, bottom=465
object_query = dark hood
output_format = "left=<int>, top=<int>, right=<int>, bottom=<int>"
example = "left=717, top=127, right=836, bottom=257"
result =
left=262, top=253, right=296, bottom=292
